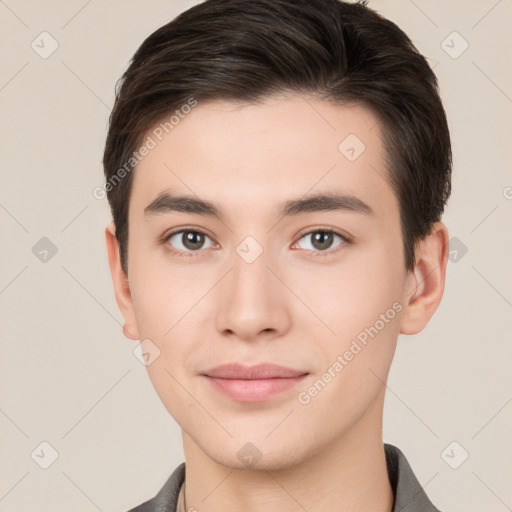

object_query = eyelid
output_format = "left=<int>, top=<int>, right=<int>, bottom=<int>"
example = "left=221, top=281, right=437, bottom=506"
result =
left=294, top=225, right=352, bottom=243
left=162, top=226, right=218, bottom=256
left=291, top=227, right=352, bottom=254
left=295, top=224, right=351, bottom=240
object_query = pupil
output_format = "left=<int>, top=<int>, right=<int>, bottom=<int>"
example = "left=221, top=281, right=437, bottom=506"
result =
left=184, top=231, right=204, bottom=250
left=312, top=231, right=332, bottom=250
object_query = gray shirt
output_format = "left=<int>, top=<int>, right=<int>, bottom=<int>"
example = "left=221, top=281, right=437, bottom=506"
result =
left=128, top=443, right=443, bottom=512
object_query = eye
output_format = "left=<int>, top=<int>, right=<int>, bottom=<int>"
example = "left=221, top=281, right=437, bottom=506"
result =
left=294, top=229, right=347, bottom=252
left=165, top=229, right=215, bottom=253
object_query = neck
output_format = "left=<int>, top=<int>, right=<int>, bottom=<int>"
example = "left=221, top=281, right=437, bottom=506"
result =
left=181, top=388, right=394, bottom=512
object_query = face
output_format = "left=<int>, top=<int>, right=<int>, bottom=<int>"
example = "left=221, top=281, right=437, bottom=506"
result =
left=107, top=94, right=445, bottom=471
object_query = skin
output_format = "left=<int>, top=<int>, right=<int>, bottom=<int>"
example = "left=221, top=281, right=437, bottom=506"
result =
left=106, top=94, right=449, bottom=512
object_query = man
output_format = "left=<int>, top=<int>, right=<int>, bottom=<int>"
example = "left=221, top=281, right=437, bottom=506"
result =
left=103, top=0, right=451, bottom=510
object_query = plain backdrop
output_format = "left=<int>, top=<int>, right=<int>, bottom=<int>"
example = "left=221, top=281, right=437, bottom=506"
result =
left=1, top=1, right=511, bottom=511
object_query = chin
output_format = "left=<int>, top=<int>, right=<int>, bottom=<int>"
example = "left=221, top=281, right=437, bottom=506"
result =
left=195, top=432, right=312, bottom=472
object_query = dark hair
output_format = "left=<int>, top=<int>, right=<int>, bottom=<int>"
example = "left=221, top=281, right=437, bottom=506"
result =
left=103, top=0, right=451, bottom=275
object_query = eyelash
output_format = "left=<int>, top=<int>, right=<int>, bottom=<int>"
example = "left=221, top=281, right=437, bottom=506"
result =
left=162, top=227, right=214, bottom=258
left=162, top=227, right=351, bottom=258
left=293, top=228, right=351, bottom=256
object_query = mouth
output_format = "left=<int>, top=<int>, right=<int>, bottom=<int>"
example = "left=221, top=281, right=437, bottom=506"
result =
left=200, top=363, right=309, bottom=402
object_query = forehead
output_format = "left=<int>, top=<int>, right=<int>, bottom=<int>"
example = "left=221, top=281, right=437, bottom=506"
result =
left=130, top=94, right=397, bottom=220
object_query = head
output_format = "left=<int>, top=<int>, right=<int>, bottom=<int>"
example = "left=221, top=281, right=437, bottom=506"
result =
left=104, top=0, right=451, bottom=470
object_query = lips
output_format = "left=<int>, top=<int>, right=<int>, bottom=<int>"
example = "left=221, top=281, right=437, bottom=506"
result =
left=201, top=363, right=308, bottom=402
left=202, top=363, right=307, bottom=379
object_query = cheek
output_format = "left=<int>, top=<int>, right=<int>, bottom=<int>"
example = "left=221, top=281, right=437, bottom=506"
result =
left=128, top=262, right=214, bottom=386
left=128, top=250, right=208, bottom=336
left=288, top=244, right=405, bottom=399
left=143, top=355, right=194, bottom=427
left=294, top=272, right=403, bottom=426
left=290, top=247, right=405, bottom=338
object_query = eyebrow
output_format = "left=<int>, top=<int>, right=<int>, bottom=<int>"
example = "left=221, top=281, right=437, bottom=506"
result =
left=144, top=191, right=374, bottom=218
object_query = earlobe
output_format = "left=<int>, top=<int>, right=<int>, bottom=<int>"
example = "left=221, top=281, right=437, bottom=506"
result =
left=105, top=222, right=140, bottom=340
left=399, top=222, right=449, bottom=335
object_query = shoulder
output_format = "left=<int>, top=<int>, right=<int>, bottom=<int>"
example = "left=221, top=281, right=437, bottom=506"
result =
left=385, top=443, right=444, bottom=512
left=126, top=462, right=185, bottom=512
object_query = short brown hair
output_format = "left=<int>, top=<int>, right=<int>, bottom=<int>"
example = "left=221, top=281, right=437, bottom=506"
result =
left=103, top=0, right=452, bottom=274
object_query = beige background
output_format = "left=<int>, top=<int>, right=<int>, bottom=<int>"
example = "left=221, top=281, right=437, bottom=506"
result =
left=1, top=0, right=511, bottom=511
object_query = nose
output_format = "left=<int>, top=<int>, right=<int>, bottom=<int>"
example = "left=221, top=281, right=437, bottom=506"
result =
left=214, top=246, right=292, bottom=342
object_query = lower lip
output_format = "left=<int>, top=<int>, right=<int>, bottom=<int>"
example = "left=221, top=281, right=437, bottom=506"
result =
left=204, top=375, right=307, bottom=402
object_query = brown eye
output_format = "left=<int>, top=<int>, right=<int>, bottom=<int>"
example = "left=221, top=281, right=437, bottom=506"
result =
left=296, top=230, right=345, bottom=252
left=167, top=230, right=214, bottom=252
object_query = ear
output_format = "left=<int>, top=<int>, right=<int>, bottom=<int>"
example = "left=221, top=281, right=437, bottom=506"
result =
left=105, top=222, right=140, bottom=340
left=399, top=222, right=449, bottom=335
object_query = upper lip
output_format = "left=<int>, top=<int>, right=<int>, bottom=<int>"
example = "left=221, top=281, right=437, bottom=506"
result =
left=201, top=363, right=308, bottom=379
